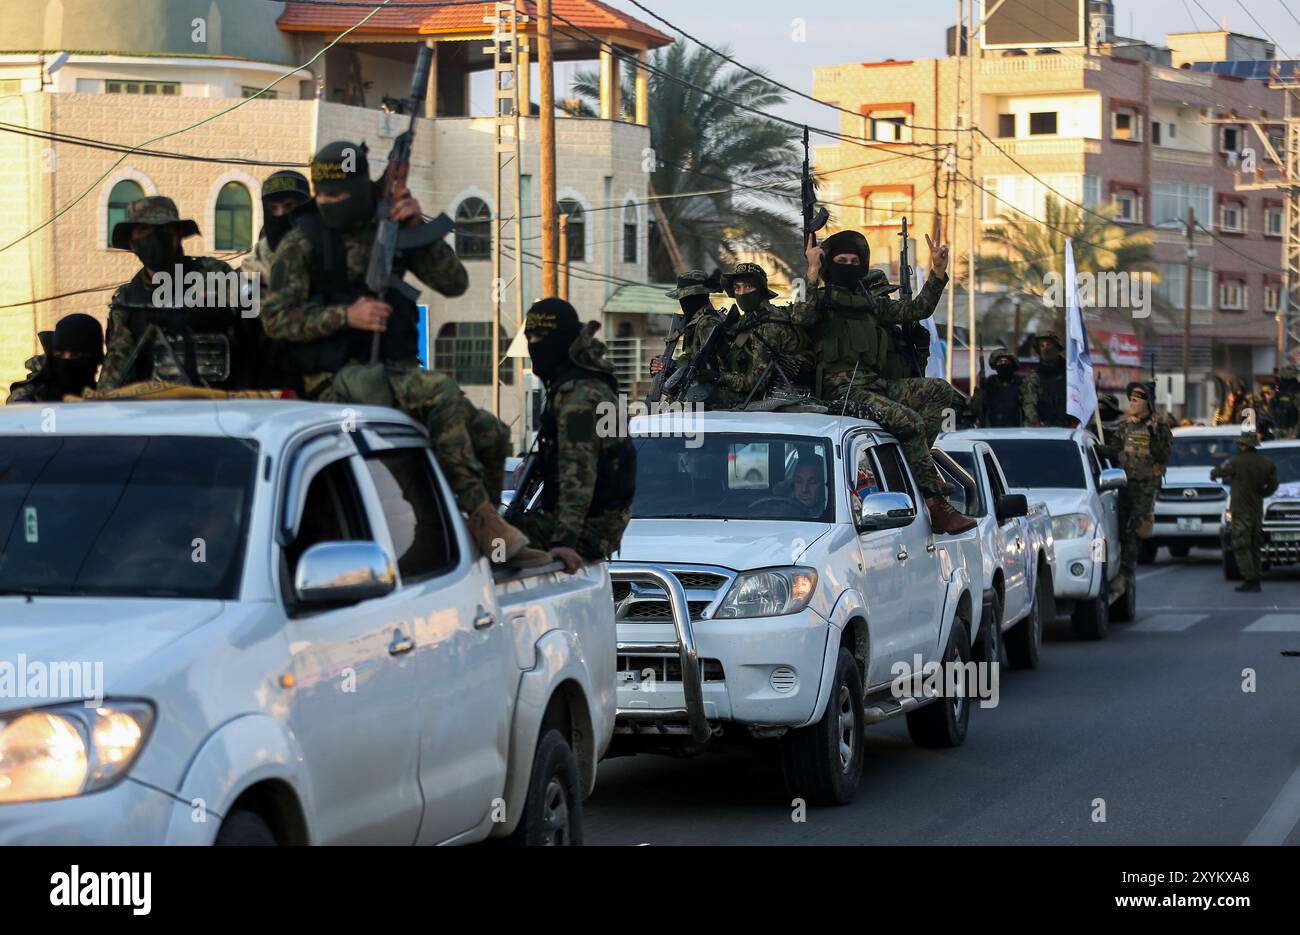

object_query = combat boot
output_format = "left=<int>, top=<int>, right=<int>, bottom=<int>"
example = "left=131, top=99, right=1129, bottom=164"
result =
left=467, top=502, right=551, bottom=567
left=1234, top=579, right=1261, bottom=593
left=926, top=495, right=977, bottom=534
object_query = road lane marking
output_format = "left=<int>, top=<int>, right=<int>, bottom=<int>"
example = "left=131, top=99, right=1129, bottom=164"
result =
left=1136, top=566, right=1181, bottom=582
left=1245, top=762, right=1300, bottom=845
left=1244, top=614, right=1300, bottom=632
left=1131, top=613, right=1206, bottom=632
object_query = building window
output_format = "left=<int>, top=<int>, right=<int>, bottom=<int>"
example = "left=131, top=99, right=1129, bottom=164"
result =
left=997, top=113, right=1015, bottom=138
left=1219, top=201, right=1246, bottom=233
left=1112, top=107, right=1142, bottom=141
left=1220, top=126, right=1242, bottom=154
left=1153, top=181, right=1213, bottom=227
left=214, top=182, right=253, bottom=251
left=454, top=197, right=491, bottom=259
left=1156, top=263, right=1211, bottom=310
left=1028, top=111, right=1058, bottom=135
left=242, top=87, right=278, bottom=99
left=1219, top=279, right=1246, bottom=310
left=1152, top=122, right=1161, bottom=145
left=107, top=179, right=146, bottom=243
left=621, top=203, right=638, bottom=264
left=871, top=116, right=911, bottom=143
left=984, top=174, right=1094, bottom=222
left=1265, top=283, right=1281, bottom=312
left=1115, top=189, right=1141, bottom=223
left=105, top=80, right=180, bottom=96
left=432, top=322, right=513, bottom=386
left=1266, top=205, right=1283, bottom=237
left=862, top=191, right=911, bottom=226
left=558, top=199, right=585, bottom=261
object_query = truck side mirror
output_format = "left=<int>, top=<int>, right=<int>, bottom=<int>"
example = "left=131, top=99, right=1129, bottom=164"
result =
left=996, top=493, right=1028, bottom=523
left=295, top=541, right=397, bottom=606
left=1098, top=467, right=1127, bottom=492
left=856, top=492, right=916, bottom=531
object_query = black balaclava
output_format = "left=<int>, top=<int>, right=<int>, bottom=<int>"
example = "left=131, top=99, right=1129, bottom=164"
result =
left=1038, top=340, right=1063, bottom=366
left=679, top=294, right=711, bottom=318
left=735, top=289, right=766, bottom=313
left=993, top=357, right=1016, bottom=380
left=820, top=230, right=871, bottom=291
left=132, top=227, right=182, bottom=273
left=51, top=313, right=104, bottom=394
left=311, top=141, right=375, bottom=232
left=261, top=170, right=311, bottom=250
left=827, top=260, right=864, bottom=289
left=525, top=297, right=581, bottom=382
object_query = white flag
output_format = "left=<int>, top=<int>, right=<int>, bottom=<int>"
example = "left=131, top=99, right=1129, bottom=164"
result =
left=915, top=268, right=947, bottom=378
left=1064, top=240, right=1097, bottom=426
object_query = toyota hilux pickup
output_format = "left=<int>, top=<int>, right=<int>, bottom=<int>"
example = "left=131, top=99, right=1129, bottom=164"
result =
left=944, top=428, right=1128, bottom=640
left=0, top=401, right=614, bottom=845
left=1145, top=425, right=1239, bottom=562
left=611, top=411, right=982, bottom=806
left=1221, top=439, right=1300, bottom=579
left=934, top=437, right=1055, bottom=669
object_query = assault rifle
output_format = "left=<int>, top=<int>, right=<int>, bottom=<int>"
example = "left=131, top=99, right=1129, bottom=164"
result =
left=801, top=126, right=829, bottom=248
left=366, top=44, right=455, bottom=362
left=503, top=435, right=542, bottom=525
left=648, top=269, right=722, bottom=403
left=662, top=307, right=741, bottom=404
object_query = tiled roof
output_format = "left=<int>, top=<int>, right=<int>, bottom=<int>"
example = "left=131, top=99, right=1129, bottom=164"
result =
left=278, top=1, right=673, bottom=47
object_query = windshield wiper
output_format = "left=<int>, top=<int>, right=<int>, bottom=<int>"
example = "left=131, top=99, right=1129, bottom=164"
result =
left=637, top=513, right=733, bottom=520
left=0, top=586, right=77, bottom=597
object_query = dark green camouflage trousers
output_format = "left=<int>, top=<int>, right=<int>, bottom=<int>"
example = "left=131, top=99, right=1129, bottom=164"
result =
left=514, top=508, right=632, bottom=562
left=318, top=362, right=508, bottom=514
left=823, top=372, right=944, bottom=498
left=1231, top=514, right=1264, bottom=581
left=886, top=377, right=971, bottom=445
left=1118, top=480, right=1158, bottom=580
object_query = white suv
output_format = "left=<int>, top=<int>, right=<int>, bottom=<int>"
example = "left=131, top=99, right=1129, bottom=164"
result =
left=1144, top=426, right=1238, bottom=562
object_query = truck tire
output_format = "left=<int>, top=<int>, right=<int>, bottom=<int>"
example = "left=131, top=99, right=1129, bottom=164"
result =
left=1005, top=574, right=1044, bottom=670
left=1223, top=548, right=1243, bottom=581
left=1070, top=575, right=1109, bottom=641
left=511, top=729, right=583, bottom=846
left=214, top=809, right=277, bottom=846
left=780, top=648, right=865, bottom=806
left=974, top=589, right=1002, bottom=666
left=1110, top=575, right=1137, bottom=623
left=1137, top=541, right=1158, bottom=564
left=906, top=618, right=972, bottom=749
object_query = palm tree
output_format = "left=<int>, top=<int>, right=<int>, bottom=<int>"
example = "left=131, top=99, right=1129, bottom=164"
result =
left=572, top=43, right=804, bottom=280
left=977, top=196, right=1175, bottom=360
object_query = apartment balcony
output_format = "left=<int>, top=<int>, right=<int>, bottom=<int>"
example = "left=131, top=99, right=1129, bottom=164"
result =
left=979, top=52, right=1099, bottom=94
left=1151, top=146, right=1211, bottom=168
left=979, top=137, right=1101, bottom=158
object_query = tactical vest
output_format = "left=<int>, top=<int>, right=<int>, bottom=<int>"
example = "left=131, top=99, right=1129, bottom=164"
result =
left=114, top=259, right=248, bottom=389
left=982, top=375, right=1024, bottom=427
left=817, top=287, right=889, bottom=382
left=539, top=363, right=637, bottom=516
left=1037, top=360, right=1068, bottom=425
left=287, top=213, right=420, bottom=376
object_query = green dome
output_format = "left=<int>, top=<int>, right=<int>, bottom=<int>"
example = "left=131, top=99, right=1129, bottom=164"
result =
left=10, top=0, right=297, bottom=66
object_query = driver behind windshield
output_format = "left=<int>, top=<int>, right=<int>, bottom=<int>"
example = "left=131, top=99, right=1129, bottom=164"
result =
left=791, top=456, right=827, bottom=517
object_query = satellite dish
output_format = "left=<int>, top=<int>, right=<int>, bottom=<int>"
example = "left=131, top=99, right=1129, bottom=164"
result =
left=47, top=52, right=70, bottom=74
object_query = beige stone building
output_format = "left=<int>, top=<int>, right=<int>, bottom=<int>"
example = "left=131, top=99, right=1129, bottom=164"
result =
left=812, top=21, right=1291, bottom=415
left=1, top=0, right=673, bottom=438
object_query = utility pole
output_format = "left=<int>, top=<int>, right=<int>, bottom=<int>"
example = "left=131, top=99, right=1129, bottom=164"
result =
left=538, top=0, right=558, bottom=297
left=1183, top=205, right=1195, bottom=420
left=966, top=0, right=977, bottom=389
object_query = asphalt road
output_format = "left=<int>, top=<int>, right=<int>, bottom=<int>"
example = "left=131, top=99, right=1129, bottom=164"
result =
left=585, top=549, right=1300, bottom=845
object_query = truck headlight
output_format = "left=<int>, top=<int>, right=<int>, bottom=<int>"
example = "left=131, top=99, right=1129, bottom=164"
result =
left=0, top=702, right=153, bottom=804
left=715, top=567, right=818, bottom=619
left=1051, top=513, right=1092, bottom=540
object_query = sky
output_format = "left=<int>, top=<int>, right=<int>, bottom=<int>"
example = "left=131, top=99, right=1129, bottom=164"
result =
left=582, top=0, right=1300, bottom=132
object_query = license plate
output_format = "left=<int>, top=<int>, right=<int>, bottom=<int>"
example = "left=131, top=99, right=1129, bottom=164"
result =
left=1177, top=517, right=1203, bottom=531
left=1274, top=532, right=1300, bottom=542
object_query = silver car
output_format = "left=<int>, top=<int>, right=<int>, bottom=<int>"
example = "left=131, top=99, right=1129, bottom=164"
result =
left=1144, top=426, right=1238, bottom=562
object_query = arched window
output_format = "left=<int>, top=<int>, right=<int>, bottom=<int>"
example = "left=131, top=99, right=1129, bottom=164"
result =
left=432, top=322, right=513, bottom=386
left=107, top=179, right=146, bottom=243
left=214, top=182, right=253, bottom=251
left=558, top=199, right=585, bottom=261
left=454, top=197, right=491, bottom=258
left=622, top=202, right=638, bottom=264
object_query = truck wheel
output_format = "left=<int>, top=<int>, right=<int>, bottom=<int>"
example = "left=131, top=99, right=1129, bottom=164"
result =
left=1070, top=577, right=1109, bottom=641
left=906, top=618, right=972, bottom=749
left=1110, top=575, right=1137, bottom=623
left=1005, top=575, right=1043, bottom=670
left=780, top=648, right=865, bottom=806
left=1169, top=544, right=1190, bottom=559
left=1137, top=541, right=1158, bottom=564
left=974, top=589, right=1002, bottom=666
left=1223, top=548, right=1242, bottom=581
left=214, top=809, right=277, bottom=846
left=512, top=729, right=583, bottom=846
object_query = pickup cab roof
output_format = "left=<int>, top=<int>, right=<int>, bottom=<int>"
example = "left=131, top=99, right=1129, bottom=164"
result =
left=630, top=410, right=885, bottom=438
left=941, top=426, right=1087, bottom=444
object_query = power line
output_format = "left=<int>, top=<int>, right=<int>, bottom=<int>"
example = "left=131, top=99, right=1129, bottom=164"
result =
left=0, top=121, right=308, bottom=167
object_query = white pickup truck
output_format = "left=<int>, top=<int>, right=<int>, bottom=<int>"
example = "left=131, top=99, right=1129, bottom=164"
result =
left=933, top=438, right=1055, bottom=669
left=0, top=401, right=614, bottom=845
left=944, top=428, right=1128, bottom=640
left=611, top=411, right=982, bottom=806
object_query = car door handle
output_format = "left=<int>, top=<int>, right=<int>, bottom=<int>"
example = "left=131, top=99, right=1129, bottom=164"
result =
left=1015, top=537, right=1023, bottom=549
left=896, top=547, right=908, bottom=562
left=388, top=632, right=415, bottom=657
left=474, top=612, right=496, bottom=630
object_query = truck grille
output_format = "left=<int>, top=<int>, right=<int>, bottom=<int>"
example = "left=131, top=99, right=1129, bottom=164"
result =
left=619, top=655, right=725, bottom=683
left=623, top=600, right=712, bottom=621
left=612, top=566, right=733, bottom=623
left=1158, top=485, right=1226, bottom=502
left=1265, top=502, right=1300, bottom=522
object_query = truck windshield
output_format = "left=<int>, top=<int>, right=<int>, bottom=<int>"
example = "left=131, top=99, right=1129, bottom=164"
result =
left=1168, top=435, right=1237, bottom=469
left=632, top=434, right=834, bottom=522
left=0, top=436, right=257, bottom=599
left=983, top=438, right=1086, bottom=489
left=1266, top=447, right=1300, bottom=484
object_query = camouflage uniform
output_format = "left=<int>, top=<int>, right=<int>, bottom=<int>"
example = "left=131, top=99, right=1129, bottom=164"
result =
left=969, top=347, right=1039, bottom=428
left=1210, top=439, right=1279, bottom=583
left=716, top=303, right=811, bottom=405
left=514, top=323, right=635, bottom=560
left=1265, top=366, right=1299, bottom=440
left=792, top=271, right=950, bottom=497
left=1102, top=405, right=1173, bottom=587
left=6, top=336, right=51, bottom=403
left=261, top=212, right=508, bottom=515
